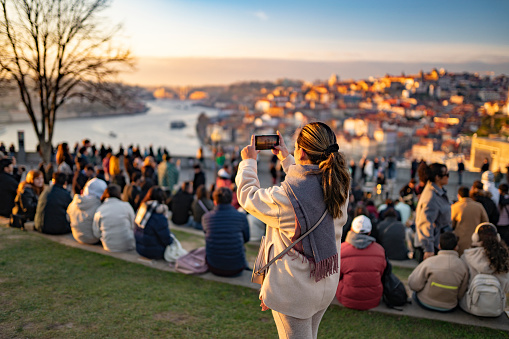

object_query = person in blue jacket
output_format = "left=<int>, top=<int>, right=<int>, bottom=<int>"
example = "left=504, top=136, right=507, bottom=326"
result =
left=134, top=186, right=173, bottom=259
left=203, top=186, right=249, bottom=277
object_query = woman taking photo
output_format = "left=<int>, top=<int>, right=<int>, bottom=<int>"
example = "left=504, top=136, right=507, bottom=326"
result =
left=414, top=163, right=452, bottom=262
left=236, top=122, right=349, bottom=339
left=11, top=169, right=45, bottom=225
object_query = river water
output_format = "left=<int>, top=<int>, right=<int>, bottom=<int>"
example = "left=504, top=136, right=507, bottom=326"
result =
left=1, top=100, right=219, bottom=156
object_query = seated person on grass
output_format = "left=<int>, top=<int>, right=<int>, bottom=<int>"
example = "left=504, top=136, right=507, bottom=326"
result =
left=408, top=232, right=469, bottom=312
left=35, top=172, right=72, bottom=235
left=203, top=187, right=249, bottom=277
left=93, top=184, right=135, bottom=252
left=67, top=178, right=107, bottom=244
left=336, top=215, right=386, bottom=310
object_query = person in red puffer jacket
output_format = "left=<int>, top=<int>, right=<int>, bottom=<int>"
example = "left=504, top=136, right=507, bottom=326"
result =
left=337, top=215, right=387, bottom=310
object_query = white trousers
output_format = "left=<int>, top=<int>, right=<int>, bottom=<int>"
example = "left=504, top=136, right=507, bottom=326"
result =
left=272, top=308, right=327, bottom=339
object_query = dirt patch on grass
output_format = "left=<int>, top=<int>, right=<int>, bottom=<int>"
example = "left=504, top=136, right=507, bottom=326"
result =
left=153, top=311, right=196, bottom=325
left=46, top=322, right=74, bottom=330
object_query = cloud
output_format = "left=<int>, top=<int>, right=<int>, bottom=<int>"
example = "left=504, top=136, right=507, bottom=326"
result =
left=253, top=11, right=268, bottom=21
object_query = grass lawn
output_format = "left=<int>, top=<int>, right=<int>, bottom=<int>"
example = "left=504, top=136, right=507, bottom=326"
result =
left=0, top=226, right=507, bottom=338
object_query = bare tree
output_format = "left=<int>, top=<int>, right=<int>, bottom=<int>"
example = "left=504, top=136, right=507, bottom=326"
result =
left=0, top=0, right=133, bottom=162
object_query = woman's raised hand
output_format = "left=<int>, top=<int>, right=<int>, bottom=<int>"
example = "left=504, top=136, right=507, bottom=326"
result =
left=272, top=130, right=289, bottom=161
left=241, top=135, right=260, bottom=160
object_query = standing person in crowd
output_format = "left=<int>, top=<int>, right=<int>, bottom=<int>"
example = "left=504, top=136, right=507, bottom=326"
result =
left=360, top=156, right=367, bottom=183
left=67, top=178, right=107, bottom=244
left=364, top=158, right=374, bottom=182
left=191, top=185, right=213, bottom=231
left=481, top=157, right=490, bottom=173
left=11, top=170, right=45, bottom=225
left=0, top=158, right=19, bottom=218
left=157, top=154, right=179, bottom=194
left=411, top=159, right=419, bottom=179
left=408, top=232, right=469, bottom=312
left=93, top=184, right=135, bottom=252
left=471, top=180, right=499, bottom=225
left=192, top=164, right=206, bottom=194
left=460, top=223, right=509, bottom=317
left=457, top=159, right=465, bottom=186
left=414, top=163, right=452, bottom=262
left=168, top=181, right=194, bottom=226
left=236, top=123, right=349, bottom=339
left=451, top=186, right=488, bottom=255
left=337, top=215, right=387, bottom=310
left=35, top=172, right=72, bottom=234
left=109, top=155, right=127, bottom=193
left=122, top=171, right=143, bottom=212
left=134, top=187, right=174, bottom=260
left=387, top=156, right=396, bottom=180
left=203, top=187, right=249, bottom=277
left=216, top=165, right=232, bottom=189
left=481, top=171, right=500, bottom=205
left=72, top=157, right=89, bottom=195
left=376, top=208, right=408, bottom=260
left=56, top=143, right=74, bottom=185
left=498, top=184, right=509, bottom=246
left=102, top=150, right=112, bottom=181
left=196, top=147, right=204, bottom=168
left=349, top=159, right=357, bottom=183
left=400, top=178, right=416, bottom=208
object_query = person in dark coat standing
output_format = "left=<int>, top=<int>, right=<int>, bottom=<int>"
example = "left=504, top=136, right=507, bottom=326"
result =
left=0, top=158, right=19, bottom=217
left=35, top=172, right=72, bottom=234
left=203, top=187, right=249, bottom=277
left=192, top=164, right=206, bottom=194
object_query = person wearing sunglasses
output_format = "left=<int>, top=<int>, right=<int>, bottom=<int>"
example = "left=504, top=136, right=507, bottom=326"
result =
left=414, top=163, right=452, bottom=262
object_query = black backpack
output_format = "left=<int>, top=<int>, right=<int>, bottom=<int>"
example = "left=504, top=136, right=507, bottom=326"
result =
left=381, top=258, right=409, bottom=310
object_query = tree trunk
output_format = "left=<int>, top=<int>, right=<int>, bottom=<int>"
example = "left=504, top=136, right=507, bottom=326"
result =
left=39, top=139, right=53, bottom=164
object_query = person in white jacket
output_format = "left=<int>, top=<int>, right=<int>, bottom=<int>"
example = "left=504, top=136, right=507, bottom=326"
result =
left=93, top=184, right=135, bottom=252
left=481, top=171, right=500, bottom=206
left=67, top=178, right=107, bottom=244
left=237, top=123, right=349, bottom=339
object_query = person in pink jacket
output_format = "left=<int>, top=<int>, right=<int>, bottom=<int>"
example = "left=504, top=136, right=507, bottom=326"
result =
left=336, top=215, right=387, bottom=310
left=237, top=122, right=350, bottom=339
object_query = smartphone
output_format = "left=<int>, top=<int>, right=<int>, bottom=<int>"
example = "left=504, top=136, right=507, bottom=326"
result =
left=255, top=135, right=280, bottom=150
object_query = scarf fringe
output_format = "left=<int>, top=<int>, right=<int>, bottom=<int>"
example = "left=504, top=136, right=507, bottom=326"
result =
left=310, top=253, right=338, bottom=282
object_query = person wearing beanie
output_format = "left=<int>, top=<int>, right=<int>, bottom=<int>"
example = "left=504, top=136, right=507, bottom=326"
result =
left=336, top=215, right=387, bottom=310
left=409, top=232, right=469, bottom=312
left=67, top=178, right=107, bottom=244
left=481, top=171, right=500, bottom=206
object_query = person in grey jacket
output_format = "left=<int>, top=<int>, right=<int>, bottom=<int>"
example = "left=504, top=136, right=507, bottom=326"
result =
left=67, top=178, right=107, bottom=244
left=414, top=163, right=452, bottom=262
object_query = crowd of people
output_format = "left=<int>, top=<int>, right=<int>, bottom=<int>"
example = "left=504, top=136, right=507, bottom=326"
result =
left=0, top=139, right=256, bottom=274
left=2, top=130, right=509, bottom=338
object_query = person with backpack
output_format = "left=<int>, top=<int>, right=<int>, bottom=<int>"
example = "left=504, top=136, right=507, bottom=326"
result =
left=497, top=184, right=509, bottom=246
left=408, top=232, right=469, bottom=312
left=460, top=222, right=509, bottom=317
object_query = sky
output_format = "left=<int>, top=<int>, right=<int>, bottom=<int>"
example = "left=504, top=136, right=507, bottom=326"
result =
left=105, top=0, right=509, bottom=86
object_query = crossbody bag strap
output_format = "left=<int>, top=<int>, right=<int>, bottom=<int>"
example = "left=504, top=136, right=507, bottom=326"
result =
left=197, top=199, right=209, bottom=213
left=255, top=209, right=328, bottom=274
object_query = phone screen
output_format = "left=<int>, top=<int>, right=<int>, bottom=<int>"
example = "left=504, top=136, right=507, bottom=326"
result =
left=255, top=135, right=279, bottom=150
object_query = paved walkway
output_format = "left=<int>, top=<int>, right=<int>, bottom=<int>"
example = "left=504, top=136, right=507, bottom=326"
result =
left=4, top=218, right=508, bottom=332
